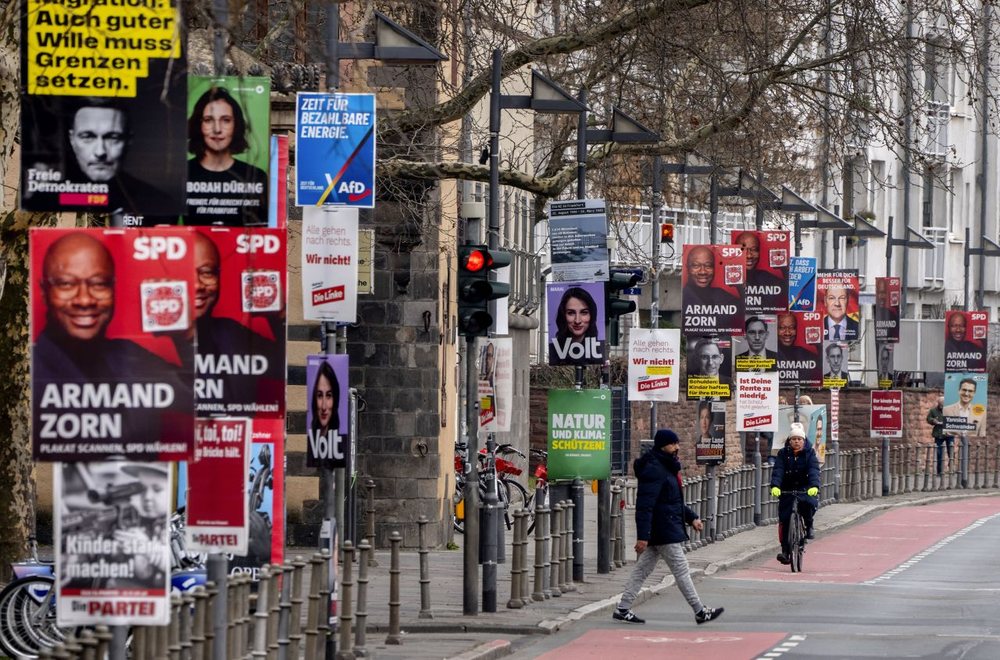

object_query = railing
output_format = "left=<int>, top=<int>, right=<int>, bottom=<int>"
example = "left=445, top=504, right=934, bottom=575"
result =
left=923, top=100, right=951, bottom=158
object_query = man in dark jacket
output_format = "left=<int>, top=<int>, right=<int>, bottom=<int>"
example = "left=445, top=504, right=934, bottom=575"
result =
left=769, top=422, right=821, bottom=564
left=613, top=429, right=724, bottom=625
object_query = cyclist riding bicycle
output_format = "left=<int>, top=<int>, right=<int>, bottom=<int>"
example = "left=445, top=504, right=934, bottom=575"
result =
left=769, top=422, right=820, bottom=566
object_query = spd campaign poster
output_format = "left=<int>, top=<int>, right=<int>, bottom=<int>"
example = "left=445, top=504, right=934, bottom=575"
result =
left=30, top=228, right=195, bottom=462
left=478, top=337, right=513, bottom=433
left=301, top=207, right=359, bottom=322
left=20, top=0, right=187, bottom=216
left=56, top=462, right=171, bottom=626
left=305, top=355, right=350, bottom=467
left=686, top=335, right=732, bottom=400
left=776, top=311, right=822, bottom=387
left=295, top=92, right=376, bottom=207
left=627, top=329, right=680, bottom=402
left=787, top=256, right=817, bottom=312
left=735, top=372, right=778, bottom=433
left=548, top=199, right=610, bottom=283
left=681, top=244, right=745, bottom=336
left=732, top=230, right=789, bottom=313
left=942, top=372, right=988, bottom=436
left=186, top=418, right=251, bottom=554
left=874, top=277, right=901, bottom=343
left=546, top=282, right=606, bottom=366
left=547, top=389, right=612, bottom=480
left=870, top=390, right=903, bottom=438
left=185, top=76, right=271, bottom=227
left=944, top=310, right=988, bottom=373
left=694, top=400, right=726, bottom=465
left=817, top=270, right=860, bottom=341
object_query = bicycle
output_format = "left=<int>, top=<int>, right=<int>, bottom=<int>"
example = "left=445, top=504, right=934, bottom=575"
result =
left=524, top=448, right=548, bottom=534
left=781, top=490, right=809, bottom=573
left=453, top=443, right=528, bottom=534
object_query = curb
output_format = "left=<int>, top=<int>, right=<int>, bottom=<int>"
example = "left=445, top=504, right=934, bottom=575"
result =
left=450, top=639, right=512, bottom=660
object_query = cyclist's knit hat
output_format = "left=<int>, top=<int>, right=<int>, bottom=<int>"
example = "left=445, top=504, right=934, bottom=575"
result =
left=654, top=429, right=680, bottom=448
left=788, top=422, right=807, bottom=439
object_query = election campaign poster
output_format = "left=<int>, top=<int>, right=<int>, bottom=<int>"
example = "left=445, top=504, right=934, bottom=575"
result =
left=547, top=389, right=612, bottom=480
left=229, top=417, right=285, bottom=581
left=186, top=418, right=251, bottom=554
left=876, top=341, right=895, bottom=388
left=686, top=335, right=733, bottom=400
left=874, top=277, right=901, bottom=343
left=694, top=399, right=726, bottom=465
left=268, top=134, right=289, bottom=228
left=628, top=329, right=680, bottom=402
left=788, top=256, right=817, bottom=312
left=776, top=404, right=828, bottom=463
left=822, top=340, right=850, bottom=389
left=870, top=390, right=903, bottom=438
left=732, top=230, right=789, bottom=313
left=943, top=373, right=988, bottom=436
left=776, top=311, right=822, bottom=386
left=733, top=315, right=778, bottom=372
left=20, top=0, right=187, bottom=216
left=30, top=228, right=196, bottom=462
left=301, top=207, right=359, bottom=322
left=548, top=199, right=610, bottom=283
left=56, top=462, right=171, bottom=626
left=186, top=76, right=271, bottom=227
left=477, top=337, right=513, bottom=432
left=681, top=244, right=745, bottom=336
left=358, top=229, right=375, bottom=295
left=735, top=372, right=778, bottom=433
left=547, top=282, right=606, bottom=366
left=305, top=355, right=350, bottom=467
left=295, top=92, right=376, bottom=207
left=817, top=270, right=860, bottom=341
left=944, top=310, right=988, bottom=373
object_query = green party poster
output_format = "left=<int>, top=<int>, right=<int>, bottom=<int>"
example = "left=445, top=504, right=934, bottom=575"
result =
left=547, top=389, right=612, bottom=480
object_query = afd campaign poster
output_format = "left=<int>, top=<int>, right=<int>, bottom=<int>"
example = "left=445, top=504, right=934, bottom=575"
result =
left=301, top=207, right=359, bottom=322
left=788, top=256, right=817, bottom=312
left=735, top=372, right=778, bottom=433
left=30, top=228, right=195, bottom=462
left=776, top=311, right=822, bottom=387
left=944, top=310, right=988, bottom=373
left=546, top=282, right=606, bottom=366
left=20, top=0, right=187, bottom=216
left=817, top=270, right=860, bottom=341
left=478, top=337, right=513, bottom=432
left=305, top=354, right=350, bottom=467
left=548, top=199, right=610, bottom=283
left=874, top=277, right=901, bottom=343
left=694, top=399, right=726, bottom=465
left=732, top=230, right=789, bottom=313
left=681, top=244, right=745, bottom=336
left=627, top=329, right=680, bottom=402
left=547, top=389, right=611, bottom=480
left=295, top=92, right=376, bottom=207
left=56, top=462, right=171, bottom=626
left=943, top=372, right=988, bottom=436
left=186, top=418, right=251, bottom=554
left=686, top=335, right=733, bottom=400
left=185, top=76, right=271, bottom=227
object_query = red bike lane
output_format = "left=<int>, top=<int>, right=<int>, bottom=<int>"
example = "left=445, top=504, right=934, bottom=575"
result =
left=532, top=630, right=792, bottom=660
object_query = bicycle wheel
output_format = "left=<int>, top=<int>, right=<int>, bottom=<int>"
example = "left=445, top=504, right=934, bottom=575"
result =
left=504, top=480, right=531, bottom=531
left=788, top=508, right=805, bottom=573
left=0, top=575, right=68, bottom=658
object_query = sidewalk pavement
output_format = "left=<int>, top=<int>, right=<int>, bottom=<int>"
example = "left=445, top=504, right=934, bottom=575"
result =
left=287, top=488, right=999, bottom=660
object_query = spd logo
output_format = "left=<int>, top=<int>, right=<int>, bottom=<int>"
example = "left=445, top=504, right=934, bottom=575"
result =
left=133, top=235, right=187, bottom=260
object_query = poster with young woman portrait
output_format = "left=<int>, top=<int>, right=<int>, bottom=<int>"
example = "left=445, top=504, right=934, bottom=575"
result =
left=305, top=354, right=350, bottom=467
left=546, top=282, right=606, bottom=366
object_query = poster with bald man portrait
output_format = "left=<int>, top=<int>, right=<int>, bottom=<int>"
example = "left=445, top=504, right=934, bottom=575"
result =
left=731, top=230, right=789, bottom=313
left=681, top=244, right=745, bottom=336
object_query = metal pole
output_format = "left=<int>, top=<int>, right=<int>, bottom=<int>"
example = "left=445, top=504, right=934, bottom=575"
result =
left=976, top=5, right=992, bottom=310
left=649, top=157, right=662, bottom=437
left=900, top=1, right=914, bottom=318
left=109, top=626, right=128, bottom=660
left=964, top=227, right=971, bottom=311
left=571, top=479, right=584, bottom=581
left=208, top=553, right=228, bottom=660
left=882, top=435, right=890, bottom=496
left=463, top=335, right=480, bottom=615
left=960, top=434, right=970, bottom=488
left=706, top=464, right=717, bottom=540
left=793, top=213, right=802, bottom=256
left=326, top=2, right=340, bottom=90
left=212, top=0, right=228, bottom=76
left=577, top=89, right=587, bottom=199
left=752, top=433, right=762, bottom=525
left=885, top=216, right=894, bottom=278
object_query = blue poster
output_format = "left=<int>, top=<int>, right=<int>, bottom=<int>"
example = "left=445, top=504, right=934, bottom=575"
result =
left=788, top=256, right=817, bottom=311
left=295, top=93, right=376, bottom=208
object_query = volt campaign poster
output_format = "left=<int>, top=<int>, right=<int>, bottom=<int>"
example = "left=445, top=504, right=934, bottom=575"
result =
left=694, top=399, right=726, bottom=465
left=301, top=207, right=359, bottom=322
left=732, top=230, right=789, bottom=313
left=478, top=337, right=513, bottom=433
left=944, top=310, right=988, bottom=373
left=681, top=244, right=745, bottom=336
left=776, top=311, right=822, bottom=387
left=20, top=0, right=187, bottom=216
left=735, top=372, right=778, bottom=433
left=305, top=354, right=350, bottom=468
left=546, top=282, right=606, bottom=366
left=943, top=372, right=988, bottom=436
left=817, top=270, right=860, bottom=341
left=874, top=277, right=901, bottom=343
left=547, top=389, right=611, bottom=481
left=686, top=335, right=733, bottom=400
left=56, top=462, right=171, bottom=626
left=548, top=199, right=610, bottom=283
left=627, top=329, right=680, bottom=402
left=186, top=76, right=271, bottom=226
left=787, top=256, right=817, bottom=312
left=186, top=417, right=251, bottom=554
left=30, top=228, right=196, bottom=462
left=295, top=92, right=376, bottom=207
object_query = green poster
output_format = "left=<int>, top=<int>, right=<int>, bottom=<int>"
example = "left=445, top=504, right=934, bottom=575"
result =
left=547, top=389, right=612, bottom=480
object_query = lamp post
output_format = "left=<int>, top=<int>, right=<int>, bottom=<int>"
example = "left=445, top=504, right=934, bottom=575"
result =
left=963, top=228, right=1000, bottom=311
left=832, top=214, right=886, bottom=270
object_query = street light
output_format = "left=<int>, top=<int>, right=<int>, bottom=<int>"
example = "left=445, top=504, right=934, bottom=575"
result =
left=832, top=214, right=886, bottom=269
left=884, top=215, right=935, bottom=318
left=779, top=186, right=852, bottom=256
left=963, top=228, right=1000, bottom=310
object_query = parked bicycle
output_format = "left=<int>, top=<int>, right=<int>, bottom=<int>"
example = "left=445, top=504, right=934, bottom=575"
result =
left=453, top=443, right=528, bottom=534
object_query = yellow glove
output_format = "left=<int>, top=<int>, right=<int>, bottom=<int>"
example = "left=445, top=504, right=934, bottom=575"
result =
left=770, top=486, right=781, bottom=497
left=807, top=487, right=819, bottom=497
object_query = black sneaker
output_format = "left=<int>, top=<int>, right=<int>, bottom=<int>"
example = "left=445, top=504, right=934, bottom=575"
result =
left=806, top=531, right=815, bottom=540
left=695, top=607, right=724, bottom=624
left=613, top=608, right=645, bottom=624
left=776, top=553, right=791, bottom=565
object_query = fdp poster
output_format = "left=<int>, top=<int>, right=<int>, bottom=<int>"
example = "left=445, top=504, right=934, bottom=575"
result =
left=942, top=373, right=987, bottom=436
left=686, top=335, right=733, bottom=400
left=628, top=329, right=681, bottom=402
left=817, top=270, right=860, bottom=341
left=944, top=310, right=988, bottom=373
left=694, top=399, right=726, bottom=465
left=20, top=0, right=187, bottom=216
left=305, top=354, right=350, bottom=467
left=788, top=256, right=817, bottom=312
left=548, top=199, right=610, bottom=283
left=186, top=418, right=251, bottom=554
left=301, top=207, right=359, bottom=322
left=681, top=245, right=745, bottom=336
left=546, top=282, right=606, bottom=366
left=735, top=372, right=778, bottom=433
left=295, top=92, right=376, bottom=207
left=874, top=277, right=901, bottom=342
left=30, top=228, right=196, bottom=462
left=732, top=230, right=789, bottom=313
left=547, top=389, right=611, bottom=480
left=477, top=337, right=513, bottom=432
left=776, top=311, right=822, bottom=387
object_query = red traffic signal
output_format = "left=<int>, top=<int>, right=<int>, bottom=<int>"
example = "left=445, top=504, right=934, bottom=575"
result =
left=660, top=223, right=675, bottom=244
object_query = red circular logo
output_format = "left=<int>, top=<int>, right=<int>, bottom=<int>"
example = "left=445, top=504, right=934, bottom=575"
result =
left=245, top=273, right=278, bottom=309
left=144, top=285, right=184, bottom=327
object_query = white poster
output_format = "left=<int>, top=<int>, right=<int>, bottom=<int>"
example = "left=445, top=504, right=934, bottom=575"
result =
left=735, top=372, right=779, bottom=432
left=548, top=199, right=610, bottom=283
left=628, top=328, right=680, bottom=402
left=56, top=462, right=171, bottom=626
left=477, top=337, right=513, bottom=432
left=302, top=206, right=359, bottom=322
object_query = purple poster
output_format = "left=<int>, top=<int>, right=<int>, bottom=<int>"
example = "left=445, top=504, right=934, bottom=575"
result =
left=546, top=281, right=606, bottom=366
left=305, top=354, right=350, bottom=467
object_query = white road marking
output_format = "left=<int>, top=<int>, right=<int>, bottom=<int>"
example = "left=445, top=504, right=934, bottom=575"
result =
left=757, top=634, right=807, bottom=660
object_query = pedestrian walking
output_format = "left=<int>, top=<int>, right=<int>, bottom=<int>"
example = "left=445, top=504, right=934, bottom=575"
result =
left=926, top=396, right=954, bottom=475
left=613, top=429, right=724, bottom=625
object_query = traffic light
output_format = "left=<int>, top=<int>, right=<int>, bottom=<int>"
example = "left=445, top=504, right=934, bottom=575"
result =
left=660, top=223, right=675, bottom=244
left=606, top=270, right=640, bottom=346
left=457, top=245, right=511, bottom=338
